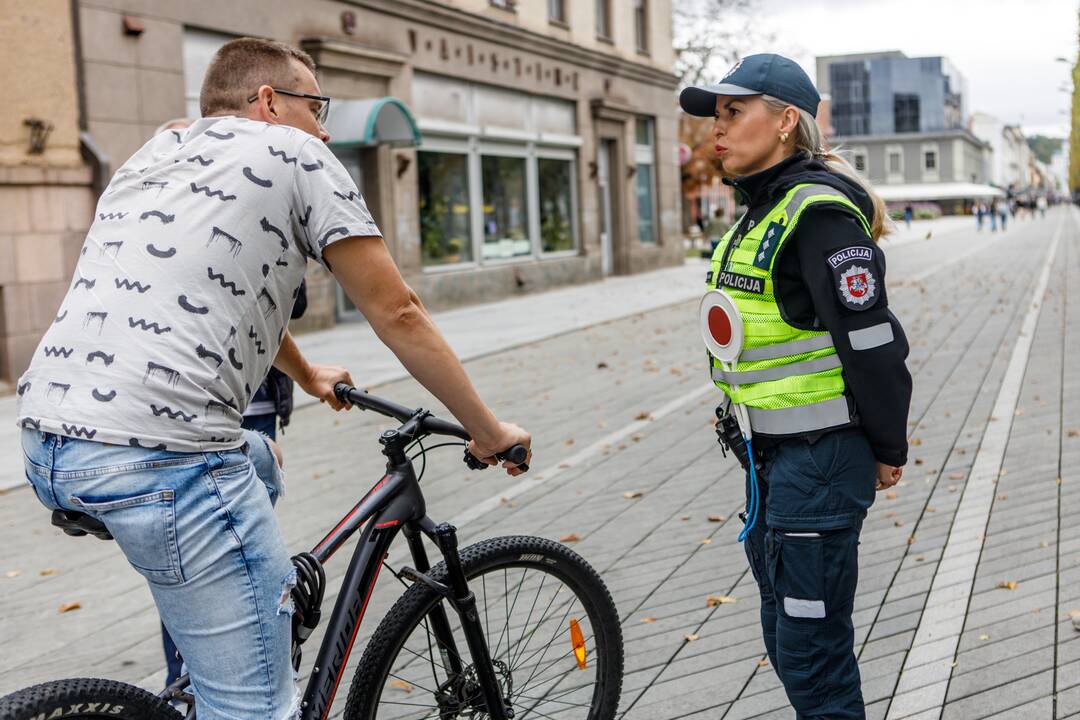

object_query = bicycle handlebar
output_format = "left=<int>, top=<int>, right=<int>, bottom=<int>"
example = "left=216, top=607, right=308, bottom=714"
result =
left=333, top=383, right=529, bottom=471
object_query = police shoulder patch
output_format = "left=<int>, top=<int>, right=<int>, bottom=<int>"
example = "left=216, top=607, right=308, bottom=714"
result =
left=833, top=262, right=878, bottom=310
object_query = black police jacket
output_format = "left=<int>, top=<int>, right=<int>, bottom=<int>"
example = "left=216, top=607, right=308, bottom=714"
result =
left=723, top=151, right=912, bottom=467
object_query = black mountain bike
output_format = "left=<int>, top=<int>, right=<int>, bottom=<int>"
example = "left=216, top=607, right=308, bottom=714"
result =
left=0, top=383, right=623, bottom=720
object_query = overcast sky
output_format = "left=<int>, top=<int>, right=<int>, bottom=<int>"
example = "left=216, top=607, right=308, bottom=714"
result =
left=741, top=0, right=1077, bottom=138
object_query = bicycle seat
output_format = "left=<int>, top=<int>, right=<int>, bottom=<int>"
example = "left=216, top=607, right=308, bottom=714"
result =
left=51, top=509, right=113, bottom=540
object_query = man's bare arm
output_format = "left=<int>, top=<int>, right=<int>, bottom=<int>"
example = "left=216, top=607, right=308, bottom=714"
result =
left=323, top=236, right=529, bottom=470
left=273, top=329, right=353, bottom=411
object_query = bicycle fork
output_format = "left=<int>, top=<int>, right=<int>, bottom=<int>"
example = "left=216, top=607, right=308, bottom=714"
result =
left=404, top=520, right=513, bottom=720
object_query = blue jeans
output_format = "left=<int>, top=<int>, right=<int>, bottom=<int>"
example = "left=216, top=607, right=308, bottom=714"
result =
left=162, top=413, right=281, bottom=684
left=21, top=429, right=298, bottom=720
left=743, top=427, right=876, bottom=720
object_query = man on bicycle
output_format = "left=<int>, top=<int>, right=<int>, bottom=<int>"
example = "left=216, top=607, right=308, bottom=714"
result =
left=15, top=37, right=531, bottom=720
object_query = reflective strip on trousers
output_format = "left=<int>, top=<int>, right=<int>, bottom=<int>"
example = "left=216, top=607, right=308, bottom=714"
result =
left=711, top=355, right=843, bottom=386
left=740, top=334, right=835, bottom=361
left=746, top=396, right=851, bottom=435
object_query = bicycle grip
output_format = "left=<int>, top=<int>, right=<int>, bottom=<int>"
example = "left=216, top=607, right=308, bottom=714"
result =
left=464, top=444, right=529, bottom=473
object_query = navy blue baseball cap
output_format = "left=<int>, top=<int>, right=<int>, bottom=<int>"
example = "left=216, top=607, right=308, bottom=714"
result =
left=680, top=53, right=821, bottom=118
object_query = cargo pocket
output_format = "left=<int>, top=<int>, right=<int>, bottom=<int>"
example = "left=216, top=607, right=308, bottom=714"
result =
left=771, top=531, right=826, bottom=620
left=71, top=490, right=184, bottom=586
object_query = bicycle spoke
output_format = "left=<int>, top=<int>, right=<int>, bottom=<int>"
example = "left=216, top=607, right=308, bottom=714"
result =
left=509, top=573, right=547, bottom=671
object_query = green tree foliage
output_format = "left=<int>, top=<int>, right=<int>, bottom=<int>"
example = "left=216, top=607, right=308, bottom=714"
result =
left=1027, top=135, right=1063, bottom=164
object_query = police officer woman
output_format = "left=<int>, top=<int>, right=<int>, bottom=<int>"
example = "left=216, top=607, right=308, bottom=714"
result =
left=682, top=54, right=911, bottom=719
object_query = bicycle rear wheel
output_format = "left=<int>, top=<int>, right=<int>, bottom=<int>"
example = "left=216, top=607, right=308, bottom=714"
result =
left=344, top=535, right=623, bottom=720
left=0, top=678, right=182, bottom=719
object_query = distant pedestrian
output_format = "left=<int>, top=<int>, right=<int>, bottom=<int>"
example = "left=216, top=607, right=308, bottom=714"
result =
left=1000, top=202, right=1009, bottom=231
left=975, top=202, right=985, bottom=231
left=989, top=200, right=998, bottom=232
left=1037, top=195, right=1047, bottom=218
left=903, top=204, right=913, bottom=229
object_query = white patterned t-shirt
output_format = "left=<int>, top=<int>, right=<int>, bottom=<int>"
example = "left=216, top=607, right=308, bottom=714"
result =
left=15, top=116, right=381, bottom=451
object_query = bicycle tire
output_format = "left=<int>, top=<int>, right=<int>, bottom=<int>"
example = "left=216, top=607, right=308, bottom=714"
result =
left=344, top=535, right=623, bottom=720
left=0, top=678, right=182, bottom=720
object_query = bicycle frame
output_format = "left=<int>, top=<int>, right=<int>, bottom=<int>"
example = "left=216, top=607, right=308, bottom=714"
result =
left=297, top=421, right=511, bottom=719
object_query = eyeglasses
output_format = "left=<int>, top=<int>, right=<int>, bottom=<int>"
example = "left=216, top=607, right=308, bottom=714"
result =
left=247, top=87, right=331, bottom=125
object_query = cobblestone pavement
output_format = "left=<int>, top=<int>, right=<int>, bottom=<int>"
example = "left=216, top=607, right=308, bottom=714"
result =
left=0, top=207, right=1076, bottom=719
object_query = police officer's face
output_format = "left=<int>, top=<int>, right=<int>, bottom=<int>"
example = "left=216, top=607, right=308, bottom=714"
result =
left=712, top=95, right=788, bottom=177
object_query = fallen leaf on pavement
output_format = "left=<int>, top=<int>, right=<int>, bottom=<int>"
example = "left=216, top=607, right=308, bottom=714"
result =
left=997, top=494, right=1008, bottom=501
left=560, top=534, right=580, bottom=543
left=623, top=491, right=643, bottom=499
left=640, top=617, right=656, bottom=623
left=978, top=634, right=990, bottom=641
left=885, top=492, right=897, bottom=500
left=907, top=536, right=916, bottom=546
left=757, top=658, right=769, bottom=667
left=915, top=555, right=925, bottom=562
left=39, top=568, right=59, bottom=577
left=948, top=472, right=965, bottom=480
left=564, top=438, right=575, bottom=446
left=948, top=485, right=958, bottom=493
left=389, top=679, right=413, bottom=693
left=894, top=520, right=904, bottom=527
left=596, top=362, right=609, bottom=369
left=707, top=515, right=724, bottom=523
left=700, top=538, right=712, bottom=545
left=997, top=581, right=1018, bottom=590
left=680, top=515, right=691, bottom=521
left=635, top=411, right=653, bottom=421
left=58, top=602, right=81, bottom=614
left=914, top=458, right=924, bottom=465
left=911, top=438, right=922, bottom=446
left=706, top=595, right=737, bottom=607
left=684, top=634, right=699, bottom=642
left=1067, top=428, right=1078, bottom=438
left=5, top=570, right=22, bottom=578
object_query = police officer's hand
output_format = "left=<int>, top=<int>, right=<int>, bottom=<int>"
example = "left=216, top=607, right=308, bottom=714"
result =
left=876, top=463, right=903, bottom=491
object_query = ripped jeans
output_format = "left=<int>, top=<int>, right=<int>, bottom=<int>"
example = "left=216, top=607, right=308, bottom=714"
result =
left=21, top=429, right=298, bottom=720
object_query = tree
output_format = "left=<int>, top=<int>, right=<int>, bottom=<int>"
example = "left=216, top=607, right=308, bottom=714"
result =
left=1027, top=135, right=1063, bottom=165
left=1071, top=11, right=1080, bottom=193
left=673, top=0, right=774, bottom=88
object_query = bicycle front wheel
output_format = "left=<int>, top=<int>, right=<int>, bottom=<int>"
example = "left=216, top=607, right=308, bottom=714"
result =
left=345, top=535, right=623, bottom=720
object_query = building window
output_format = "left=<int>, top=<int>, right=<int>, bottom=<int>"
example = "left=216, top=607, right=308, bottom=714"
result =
left=634, top=0, right=648, bottom=53
left=489, top=0, right=516, bottom=9
left=182, top=28, right=233, bottom=119
left=538, top=158, right=575, bottom=252
left=419, top=152, right=473, bottom=266
left=888, top=151, right=902, bottom=174
left=853, top=153, right=866, bottom=173
left=548, top=0, right=566, bottom=24
left=894, top=93, right=920, bottom=133
left=596, top=0, right=612, bottom=39
left=924, top=150, right=937, bottom=171
left=635, top=116, right=657, bottom=244
left=481, top=155, right=531, bottom=260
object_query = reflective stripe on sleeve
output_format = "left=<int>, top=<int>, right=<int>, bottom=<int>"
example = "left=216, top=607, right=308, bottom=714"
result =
left=711, top=355, right=842, bottom=385
left=848, top=322, right=894, bottom=351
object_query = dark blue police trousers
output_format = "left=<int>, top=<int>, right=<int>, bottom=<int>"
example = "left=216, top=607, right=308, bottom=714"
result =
left=742, top=427, right=876, bottom=720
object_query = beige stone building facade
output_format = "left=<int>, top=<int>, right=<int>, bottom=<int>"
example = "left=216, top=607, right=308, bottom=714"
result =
left=1, top=0, right=681, bottom=384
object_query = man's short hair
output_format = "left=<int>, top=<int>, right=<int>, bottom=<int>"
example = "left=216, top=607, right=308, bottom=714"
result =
left=200, top=37, right=317, bottom=118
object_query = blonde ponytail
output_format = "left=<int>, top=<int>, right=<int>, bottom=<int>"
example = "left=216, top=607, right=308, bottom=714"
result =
left=761, top=95, right=892, bottom=242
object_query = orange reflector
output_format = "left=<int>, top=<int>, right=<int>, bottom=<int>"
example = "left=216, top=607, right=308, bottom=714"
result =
left=569, top=618, right=587, bottom=670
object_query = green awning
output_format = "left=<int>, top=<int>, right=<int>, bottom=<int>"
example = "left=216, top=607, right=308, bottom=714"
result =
left=324, top=97, right=421, bottom=148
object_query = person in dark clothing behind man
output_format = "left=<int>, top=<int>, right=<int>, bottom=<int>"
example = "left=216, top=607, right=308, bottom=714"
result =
left=682, top=53, right=912, bottom=719
left=242, top=278, right=307, bottom=439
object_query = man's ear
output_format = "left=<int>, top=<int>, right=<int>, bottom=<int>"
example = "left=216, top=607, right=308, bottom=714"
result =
left=253, top=85, right=278, bottom=121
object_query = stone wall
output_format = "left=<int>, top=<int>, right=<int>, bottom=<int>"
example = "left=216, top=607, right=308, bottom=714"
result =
left=0, top=167, right=96, bottom=385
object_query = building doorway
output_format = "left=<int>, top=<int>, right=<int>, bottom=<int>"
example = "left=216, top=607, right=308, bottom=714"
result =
left=597, top=139, right=616, bottom=276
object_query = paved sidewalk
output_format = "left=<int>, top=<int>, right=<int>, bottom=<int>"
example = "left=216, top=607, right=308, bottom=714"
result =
left=1, top=207, right=1073, bottom=719
left=0, top=260, right=706, bottom=492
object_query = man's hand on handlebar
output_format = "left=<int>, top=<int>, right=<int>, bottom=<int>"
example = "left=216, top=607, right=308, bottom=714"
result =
left=469, top=422, right=532, bottom=477
left=301, top=363, right=355, bottom=411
